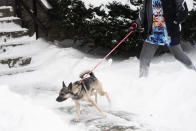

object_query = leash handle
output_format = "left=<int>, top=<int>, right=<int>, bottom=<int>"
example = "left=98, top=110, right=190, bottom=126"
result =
left=80, top=30, right=135, bottom=83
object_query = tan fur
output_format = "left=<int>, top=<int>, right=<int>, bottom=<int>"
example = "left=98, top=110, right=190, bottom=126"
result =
left=74, top=100, right=80, bottom=121
left=90, top=80, right=111, bottom=103
left=72, top=84, right=82, bottom=94
left=63, top=94, right=71, bottom=99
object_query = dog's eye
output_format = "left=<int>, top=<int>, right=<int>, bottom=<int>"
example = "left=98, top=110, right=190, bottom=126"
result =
left=60, top=94, right=64, bottom=96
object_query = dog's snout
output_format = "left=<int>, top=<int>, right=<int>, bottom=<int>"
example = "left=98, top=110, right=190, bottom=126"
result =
left=56, top=97, right=61, bottom=102
left=56, top=97, right=67, bottom=102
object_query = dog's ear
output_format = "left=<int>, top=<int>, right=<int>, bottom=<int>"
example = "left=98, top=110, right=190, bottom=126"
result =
left=62, top=81, right=66, bottom=88
left=68, top=82, right=72, bottom=90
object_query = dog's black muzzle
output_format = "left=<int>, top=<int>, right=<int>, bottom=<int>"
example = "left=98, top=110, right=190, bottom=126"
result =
left=56, top=97, right=67, bottom=102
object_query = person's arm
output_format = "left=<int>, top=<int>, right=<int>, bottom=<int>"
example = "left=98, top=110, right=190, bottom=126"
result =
left=135, top=0, right=146, bottom=27
left=173, top=0, right=188, bottom=24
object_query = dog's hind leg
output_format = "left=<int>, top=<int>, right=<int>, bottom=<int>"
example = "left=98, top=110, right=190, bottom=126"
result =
left=93, top=91, right=98, bottom=103
left=74, top=100, right=80, bottom=121
left=85, top=94, right=105, bottom=117
left=97, top=89, right=111, bottom=103
left=104, top=92, right=111, bottom=103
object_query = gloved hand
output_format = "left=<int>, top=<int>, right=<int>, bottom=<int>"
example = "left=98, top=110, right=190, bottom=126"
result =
left=129, top=22, right=138, bottom=31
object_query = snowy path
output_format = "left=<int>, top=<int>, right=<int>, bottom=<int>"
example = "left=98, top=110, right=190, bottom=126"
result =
left=0, top=39, right=196, bottom=131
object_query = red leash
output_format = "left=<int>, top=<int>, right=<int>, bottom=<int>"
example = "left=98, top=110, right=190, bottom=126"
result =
left=80, top=30, right=135, bottom=83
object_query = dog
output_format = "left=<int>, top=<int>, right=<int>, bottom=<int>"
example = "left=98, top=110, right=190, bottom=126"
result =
left=56, top=70, right=111, bottom=121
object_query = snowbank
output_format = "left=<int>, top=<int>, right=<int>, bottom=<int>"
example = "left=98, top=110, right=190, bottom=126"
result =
left=0, top=85, right=82, bottom=131
left=102, top=62, right=196, bottom=131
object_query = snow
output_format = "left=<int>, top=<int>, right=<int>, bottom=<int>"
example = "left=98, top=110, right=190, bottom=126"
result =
left=0, top=2, right=196, bottom=129
left=0, top=17, right=30, bottom=43
left=0, top=22, right=27, bottom=32
left=82, top=0, right=129, bottom=7
left=40, top=0, right=52, bottom=9
left=0, top=86, right=83, bottom=131
left=0, top=17, right=20, bottom=21
left=0, top=6, right=12, bottom=10
left=82, top=0, right=139, bottom=10
left=186, top=0, right=194, bottom=11
left=0, top=38, right=196, bottom=131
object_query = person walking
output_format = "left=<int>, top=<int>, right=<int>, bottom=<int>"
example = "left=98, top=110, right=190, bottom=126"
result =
left=129, top=0, right=196, bottom=77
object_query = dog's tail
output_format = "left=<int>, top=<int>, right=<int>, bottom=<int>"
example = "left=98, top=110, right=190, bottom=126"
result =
left=80, top=70, right=95, bottom=78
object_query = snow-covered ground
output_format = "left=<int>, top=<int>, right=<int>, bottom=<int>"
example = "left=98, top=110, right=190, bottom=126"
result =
left=0, top=38, right=196, bottom=131
left=0, top=1, right=196, bottom=130
left=0, top=85, right=83, bottom=131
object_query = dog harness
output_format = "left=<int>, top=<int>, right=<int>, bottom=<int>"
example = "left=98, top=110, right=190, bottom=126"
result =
left=69, top=81, right=88, bottom=100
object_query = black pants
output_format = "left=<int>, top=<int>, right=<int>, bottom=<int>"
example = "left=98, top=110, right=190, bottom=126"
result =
left=139, top=42, right=195, bottom=77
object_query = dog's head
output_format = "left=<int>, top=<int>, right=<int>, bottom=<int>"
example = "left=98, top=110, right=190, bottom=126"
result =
left=56, top=81, right=72, bottom=102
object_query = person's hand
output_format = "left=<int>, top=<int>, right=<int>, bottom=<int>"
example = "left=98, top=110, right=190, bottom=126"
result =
left=129, top=22, right=138, bottom=31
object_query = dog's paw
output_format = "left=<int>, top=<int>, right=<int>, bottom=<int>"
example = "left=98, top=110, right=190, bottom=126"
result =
left=70, top=119, right=80, bottom=124
left=73, top=118, right=80, bottom=122
left=102, top=113, right=107, bottom=118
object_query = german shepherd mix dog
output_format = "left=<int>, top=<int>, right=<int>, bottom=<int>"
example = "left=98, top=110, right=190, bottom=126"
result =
left=56, top=70, right=111, bottom=121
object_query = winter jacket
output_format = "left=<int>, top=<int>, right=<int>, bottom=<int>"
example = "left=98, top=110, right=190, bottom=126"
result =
left=136, top=0, right=188, bottom=46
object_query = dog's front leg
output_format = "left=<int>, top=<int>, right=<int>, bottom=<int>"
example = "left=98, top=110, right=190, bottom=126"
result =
left=74, top=100, right=80, bottom=121
left=93, top=91, right=98, bottom=103
left=85, top=94, right=105, bottom=118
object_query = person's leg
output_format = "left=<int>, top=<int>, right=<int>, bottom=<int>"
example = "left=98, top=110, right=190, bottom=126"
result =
left=139, top=42, right=159, bottom=77
left=168, top=44, right=196, bottom=71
